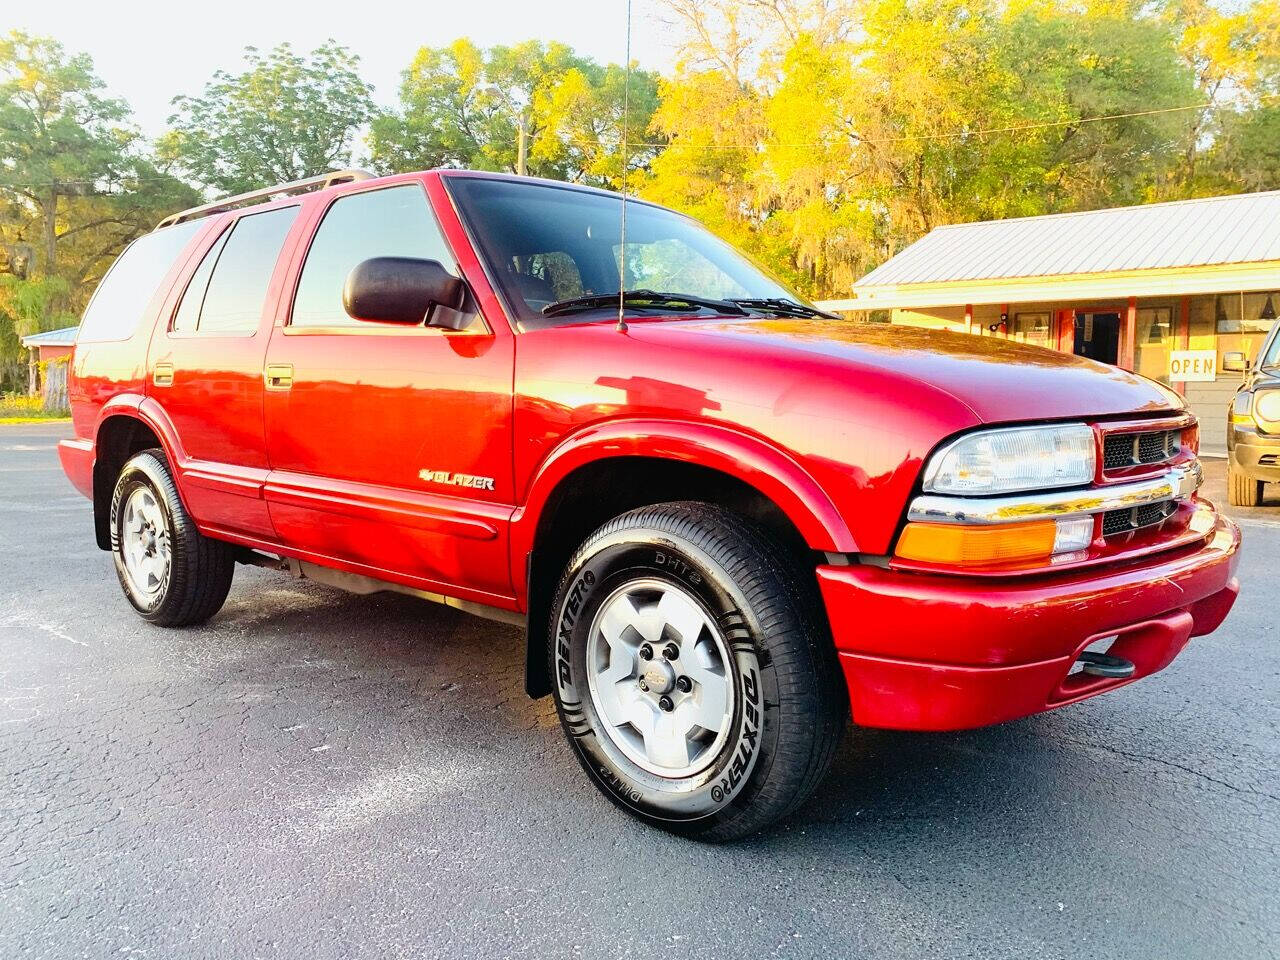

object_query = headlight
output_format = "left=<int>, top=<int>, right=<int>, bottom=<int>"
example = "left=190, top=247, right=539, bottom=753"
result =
left=923, top=424, right=1096, bottom=495
left=1255, top=390, right=1280, bottom=425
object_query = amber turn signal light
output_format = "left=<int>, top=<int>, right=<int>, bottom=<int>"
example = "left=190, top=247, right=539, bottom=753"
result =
left=896, top=517, right=1094, bottom=567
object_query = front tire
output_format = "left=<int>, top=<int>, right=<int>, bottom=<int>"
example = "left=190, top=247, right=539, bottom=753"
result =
left=110, top=449, right=235, bottom=626
left=1228, top=463, right=1264, bottom=507
left=548, top=502, right=847, bottom=841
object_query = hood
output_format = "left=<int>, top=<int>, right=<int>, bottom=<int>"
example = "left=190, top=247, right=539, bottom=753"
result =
left=627, top=316, right=1184, bottom=424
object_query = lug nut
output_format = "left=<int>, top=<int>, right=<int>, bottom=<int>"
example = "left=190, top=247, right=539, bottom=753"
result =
left=638, top=678, right=649, bottom=692
left=658, top=696, right=674, bottom=712
left=662, top=643, right=680, bottom=661
left=676, top=675, right=692, bottom=692
left=639, top=644, right=653, bottom=661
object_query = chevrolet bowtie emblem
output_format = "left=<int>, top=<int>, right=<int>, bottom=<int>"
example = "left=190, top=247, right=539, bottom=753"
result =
left=418, top=469, right=496, bottom=492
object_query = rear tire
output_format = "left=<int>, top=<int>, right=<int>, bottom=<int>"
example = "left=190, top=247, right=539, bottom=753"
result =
left=1228, top=464, right=1264, bottom=507
left=110, top=449, right=234, bottom=626
left=548, top=501, right=847, bottom=841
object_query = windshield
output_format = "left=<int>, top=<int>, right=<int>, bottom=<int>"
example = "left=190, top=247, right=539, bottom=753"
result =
left=1262, top=326, right=1280, bottom=369
left=445, top=176, right=798, bottom=329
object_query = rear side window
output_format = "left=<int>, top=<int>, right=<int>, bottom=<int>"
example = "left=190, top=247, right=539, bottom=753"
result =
left=78, top=221, right=202, bottom=342
left=171, top=228, right=231, bottom=334
left=177, top=206, right=298, bottom=335
left=290, top=184, right=456, bottom=328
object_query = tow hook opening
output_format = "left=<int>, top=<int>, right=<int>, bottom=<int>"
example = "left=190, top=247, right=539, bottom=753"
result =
left=1076, top=650, right=1136, bottom=679
left=1052, top=611, right=1195, bottom=704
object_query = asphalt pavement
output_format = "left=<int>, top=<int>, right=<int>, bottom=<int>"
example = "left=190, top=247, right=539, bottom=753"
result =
left=2, top=421, right=1277, bottom=960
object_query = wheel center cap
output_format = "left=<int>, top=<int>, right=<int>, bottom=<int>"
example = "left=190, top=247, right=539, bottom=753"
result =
left=641, top=659, right=676, bottom=695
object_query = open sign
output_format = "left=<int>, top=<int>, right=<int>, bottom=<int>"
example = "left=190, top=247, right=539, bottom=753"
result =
left=1169, top=350, right=1217, bottom=382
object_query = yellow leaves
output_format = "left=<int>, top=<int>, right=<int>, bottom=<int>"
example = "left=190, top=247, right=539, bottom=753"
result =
left=642, top=0, right=1272, bottom=297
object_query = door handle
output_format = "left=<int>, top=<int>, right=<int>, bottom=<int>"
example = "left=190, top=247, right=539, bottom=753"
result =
left=153, top=362, right=174, bottom=387
left=265, top=363, right=294, bottom=390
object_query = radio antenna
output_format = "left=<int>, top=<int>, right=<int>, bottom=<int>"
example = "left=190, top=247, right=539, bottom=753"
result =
left=616, top=0, right=633, bottom=333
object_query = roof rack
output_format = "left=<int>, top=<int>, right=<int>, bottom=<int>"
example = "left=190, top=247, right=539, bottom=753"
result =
left=155, top=169, right=376, bottom=230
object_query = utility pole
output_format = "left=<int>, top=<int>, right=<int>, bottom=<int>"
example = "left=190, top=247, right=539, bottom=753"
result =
left=516, top=113, right=528, bottom=177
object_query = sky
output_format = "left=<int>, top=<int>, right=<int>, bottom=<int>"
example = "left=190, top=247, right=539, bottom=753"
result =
left=10, top=0, right=678, bottom=139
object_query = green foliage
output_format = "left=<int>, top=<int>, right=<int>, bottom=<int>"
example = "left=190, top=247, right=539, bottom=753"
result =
left=370, top=39, right=661, bottom=188
left=0, top=30, right=197, bottom=379
left=4, top=10, right=1278, bottom=362
left=163, top=41, right=376, bottom=194
left=643, top=0, right=1280, bottom=298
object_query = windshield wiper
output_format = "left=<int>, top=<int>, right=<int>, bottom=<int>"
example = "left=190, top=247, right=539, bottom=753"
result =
left=728, top=297, right=839, bottom=320
left=541, top=289, right=748, bottom=319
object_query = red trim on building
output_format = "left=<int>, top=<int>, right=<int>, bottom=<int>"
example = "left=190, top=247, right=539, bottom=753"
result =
left=1120, top=297, right=1137, bottom=370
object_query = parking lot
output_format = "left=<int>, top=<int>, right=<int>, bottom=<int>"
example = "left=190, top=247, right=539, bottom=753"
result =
left=2, top=420, right=1277, bottom=960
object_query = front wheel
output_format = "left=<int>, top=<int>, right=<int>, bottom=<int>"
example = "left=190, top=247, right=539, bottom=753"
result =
left=110, top=449, right=235, bottom=626
left=548, top=502, right=847, bottom=841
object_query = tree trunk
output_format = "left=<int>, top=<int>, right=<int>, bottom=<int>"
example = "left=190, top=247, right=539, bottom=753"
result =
left=41, top=189, right=59, bottom=324
left=516, top=115, right=528, bottom=177
left=43, top=189, right=58, bottom=276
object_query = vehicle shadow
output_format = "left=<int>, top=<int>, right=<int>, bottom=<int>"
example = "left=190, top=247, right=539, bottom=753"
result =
left=210, top=572, right=1085, bottom=848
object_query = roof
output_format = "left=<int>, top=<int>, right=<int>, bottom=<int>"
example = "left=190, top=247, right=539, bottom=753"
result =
left=21, top=326, right=78, bottom=347
left=857, top=190, right=1280, bottom=288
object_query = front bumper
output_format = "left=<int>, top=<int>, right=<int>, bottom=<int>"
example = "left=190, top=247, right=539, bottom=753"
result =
left=1231, top=425, right=1280, bottom=483
left=817, top=511, right=1241, bottom=731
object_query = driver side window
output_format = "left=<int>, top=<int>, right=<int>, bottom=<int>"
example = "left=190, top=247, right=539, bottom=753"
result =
left=291, top=184, right=458, bottom=328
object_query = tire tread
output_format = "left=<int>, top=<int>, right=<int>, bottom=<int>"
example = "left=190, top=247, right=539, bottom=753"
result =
left=114, top=449, right=234, bottom=627
left=555, top=500, right=847, bottom=841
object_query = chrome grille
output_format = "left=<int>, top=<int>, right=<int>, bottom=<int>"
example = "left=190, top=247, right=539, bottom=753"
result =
left=1103, top=429, right=1180, bottom=471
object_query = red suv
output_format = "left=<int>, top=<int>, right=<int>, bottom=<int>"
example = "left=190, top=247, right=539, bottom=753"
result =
left=60, top=169, right=1241, bottom=840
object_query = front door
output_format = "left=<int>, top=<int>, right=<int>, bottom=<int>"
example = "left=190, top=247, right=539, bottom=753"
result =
left=261, top=180, right=516, bottom=603
left=148, top=204, right=302, bottom=539
left=1072, top=311, right=1122, bottom=365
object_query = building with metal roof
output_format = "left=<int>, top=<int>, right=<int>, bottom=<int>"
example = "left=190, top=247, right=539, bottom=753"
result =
left=817, top=190, right=1280, bottom=453
left=20, top=326, right=79, bottom=349
left=19, top=326, right=78, bottom=405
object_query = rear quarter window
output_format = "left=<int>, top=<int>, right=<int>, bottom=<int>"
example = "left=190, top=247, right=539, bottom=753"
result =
left=77, top=220, right=203, bottom=343
left=180, top=206, right=298, bottom=335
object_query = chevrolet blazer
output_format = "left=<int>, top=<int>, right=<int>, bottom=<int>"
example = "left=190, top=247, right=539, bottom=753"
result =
left=58, top=169, right=1242, bottom=840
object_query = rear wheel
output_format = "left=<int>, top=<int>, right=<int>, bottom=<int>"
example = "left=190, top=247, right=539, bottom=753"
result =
left=1228, top=463, right=1264, bottom=507
left=110, top=449, right=235, bottom=626
left=548, top=502, right=847, bottom=841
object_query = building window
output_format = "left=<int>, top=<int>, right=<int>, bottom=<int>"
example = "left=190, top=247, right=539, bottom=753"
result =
left=1243, top=291, right=1279, bottom=334
left=1217, top=292, right=1279, bottom=334
left=1134, top=306, right=1173, bottom=384
left=1011, top=311, right=1051, bottom=347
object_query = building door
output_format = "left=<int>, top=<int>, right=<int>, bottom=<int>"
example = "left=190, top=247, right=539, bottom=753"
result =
left=1072, top=311, right=1121, bottom=365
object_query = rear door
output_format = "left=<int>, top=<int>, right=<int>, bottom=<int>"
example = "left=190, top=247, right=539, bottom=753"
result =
left=261, top=179, right=516, bottom=603
left=147, top=204, right=302, bottom=539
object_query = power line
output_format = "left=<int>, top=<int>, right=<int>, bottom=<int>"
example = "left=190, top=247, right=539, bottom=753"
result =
left=623, top=90, right=1280, bottom=150
left=1, top=90, right=1275, bottom=191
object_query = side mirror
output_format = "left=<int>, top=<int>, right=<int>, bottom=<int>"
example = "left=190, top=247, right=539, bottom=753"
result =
left=1222, top=351, right=1248, bottom=374
left=343, top=257, right=471, bottom=330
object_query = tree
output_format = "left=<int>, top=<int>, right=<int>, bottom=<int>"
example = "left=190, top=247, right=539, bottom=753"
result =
left=162, top=41, right=375, bottom=194
left=642, top=0, right=1222, bottom=298
left=1169, top=0, right=1280, bottom=194
left=370, top=39, right=661, bottom=188
left=0, top=31, right=196, bottom=389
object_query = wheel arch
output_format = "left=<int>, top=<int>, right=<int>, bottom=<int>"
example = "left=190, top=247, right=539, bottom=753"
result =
left=91, top=400, right=185, bottom=551
left=516, top=420, right=855, bottom=698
